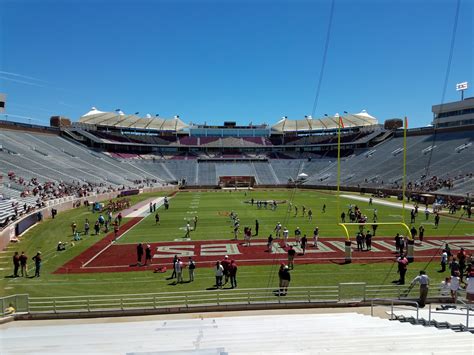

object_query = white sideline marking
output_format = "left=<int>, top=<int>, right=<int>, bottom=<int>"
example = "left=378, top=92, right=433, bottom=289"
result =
left=125, top=197, right=165, bottom=218
left=82, top=196, right=172, bottom=267
left=341, top=194, right=416, bottom=210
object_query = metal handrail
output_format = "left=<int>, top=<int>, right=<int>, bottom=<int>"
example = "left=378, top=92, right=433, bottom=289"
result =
left=370, top=298, right=420, bottom=321
left=11, top=284, right=450, bottom=315
left=428, top=298, right=473, bottom=330
left=26, top=286, right=344, bottom=313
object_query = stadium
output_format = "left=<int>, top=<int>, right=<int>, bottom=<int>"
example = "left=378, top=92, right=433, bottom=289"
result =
left=1, top=1, right=473, bottom=353
left=1, top=96, right=474, bottom=351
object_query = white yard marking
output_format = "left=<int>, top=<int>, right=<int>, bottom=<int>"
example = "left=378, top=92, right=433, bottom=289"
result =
left=124, top=197, right=165, bottom=218
left=341, top=195, right=417, bottom=211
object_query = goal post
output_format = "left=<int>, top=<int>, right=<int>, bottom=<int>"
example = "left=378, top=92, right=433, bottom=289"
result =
left=338, top=222, right=414, bottom=263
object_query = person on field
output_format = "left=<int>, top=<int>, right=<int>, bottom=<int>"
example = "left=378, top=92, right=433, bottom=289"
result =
left=322, top=204, right=326, bottom=213
left=71, top=222, right=77, bottom=235
left=466, top=271, right=474, bottom=302
left=372, top=223, right=378, bottom=236
left=308, top=209, right=313, bottom=221
left=185, top=222, right=191, bottom=239
left=113, top=222, right=119, bottom=240
left=278, top=264, right=291, bottom=296
left=221, top=255, right=231, bottom=285
left=440, top=249, right=448, bottom=272
left=188, top=257, right=196, bottom=282
left=57, top=241, right=66, bottom=251
left=356, top=232, right=364, bottom=251
left=32, top=252, right=42, bottom=277
left=434, top=213, right=440, bottom=228
left=229, top=260, right=238, bottom=288
left=145, top=244, right=152, bottom=265
left=155, top=213, right=160, bottom=225
left=449, top=257, right=460, bottom=277
left=458, top=248, right=467, bottom=281
left=340, top=211, right=346, bottom=223
left=300, top=235, right=308, bottom=255
left=397, top=253, right=408, bottom=285
left=267, top=234, right=274, bottom=253
left=287, top=246, right=296, bottom=269
left=440, top=277, right=451, bottom=296
left=313, top=227, right=319, bottom=248
left=12, top=252, right=20, bottom=277
left=418, top=225, right=425, bottom=244
left=136, top=243, right=144, bottom=266
left=274, top=222, right=282, bottom=238
left=233, top=222, right=239, bottom=240
left=174, top=258, right=183, bottom=283
left=410, top=226, right=417, bottom=241
left=394, top=233, right=402, bottom=253
left=193, top=215, right=198, bottom=230
left=171, top=255, right=178, bottom=278
left=283, top=227, right=289, bottom=247
left=215, top=261, right=224, bottom=288
left=19, top=251, right=28, bottom=277
left=365, top=231, right=372, bottom=251
left=244, top=227, right=252, bottom=246
left=94, top=220, right=100, bottom=235
left=294, top=227, right=301, bottom=245
left=450, top=271, right=460, bottom=303
left=410, top=270, right=430, bottom=307
left=254, top=219, right=259, bottom=236
left=84, top=219, right=90, bottom=235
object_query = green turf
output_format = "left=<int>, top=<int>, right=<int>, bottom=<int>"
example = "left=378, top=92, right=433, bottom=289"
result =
left=121, top=189, right=473, bottom=243
left=1, top=189, right=472, bottom=298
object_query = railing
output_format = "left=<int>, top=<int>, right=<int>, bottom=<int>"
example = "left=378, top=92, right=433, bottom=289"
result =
left=22, top=283, right=419, bottom=315
left=27, top=286, right=340, bottom=314
left=0, top=294, right=29, bottom=317
left=370, top=298, right=420, bottom=321
left=2, top=283, right=452, bottom=316
left=428, top=298, right=473, bottom=331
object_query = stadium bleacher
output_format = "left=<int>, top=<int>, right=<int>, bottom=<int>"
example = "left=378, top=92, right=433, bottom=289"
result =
left=1, top=123, right=472, bottom=198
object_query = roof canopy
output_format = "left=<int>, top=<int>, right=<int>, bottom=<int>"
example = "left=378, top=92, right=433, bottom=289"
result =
left=78, top=108, right=377, bottom=133
left=271, top=111, right=378, bottom=132
left=78, top=108, right=188, bottom=132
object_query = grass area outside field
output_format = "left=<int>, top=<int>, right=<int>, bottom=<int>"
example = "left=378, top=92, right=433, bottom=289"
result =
left=1, top=189, right=472, bottom=298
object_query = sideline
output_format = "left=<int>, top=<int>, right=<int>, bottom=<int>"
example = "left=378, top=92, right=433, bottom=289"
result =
left=341, top=194, right=474, bottom=223
left=123, top=197, right=165, bottom=218
left=340, top=194, right=417, bottom=211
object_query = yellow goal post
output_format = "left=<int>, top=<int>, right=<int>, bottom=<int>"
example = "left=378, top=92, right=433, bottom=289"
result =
left=338, top=221, right=415, bottom=262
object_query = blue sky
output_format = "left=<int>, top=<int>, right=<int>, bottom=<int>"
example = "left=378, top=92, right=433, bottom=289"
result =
left=0, top=0, right=472, bottom=127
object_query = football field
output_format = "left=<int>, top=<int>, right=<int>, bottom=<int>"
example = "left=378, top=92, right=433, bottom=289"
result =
left=120, top=189, right=472, bottom=242
left=1, top=189, right=473, bottom=298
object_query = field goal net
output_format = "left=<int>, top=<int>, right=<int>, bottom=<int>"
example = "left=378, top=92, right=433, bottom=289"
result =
left=219, top=175, right=255, bottom=188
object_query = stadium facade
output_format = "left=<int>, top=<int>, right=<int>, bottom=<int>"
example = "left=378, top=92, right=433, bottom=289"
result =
left=1, top=98, right=473, bottom=229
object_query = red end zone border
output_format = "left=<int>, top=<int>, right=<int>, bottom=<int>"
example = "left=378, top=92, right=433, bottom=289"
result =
left=54, top=216, right=474, bottom=274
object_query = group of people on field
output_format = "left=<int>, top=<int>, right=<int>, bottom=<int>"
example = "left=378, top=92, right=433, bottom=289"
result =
left=12, top=251, right=42, bottom=278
